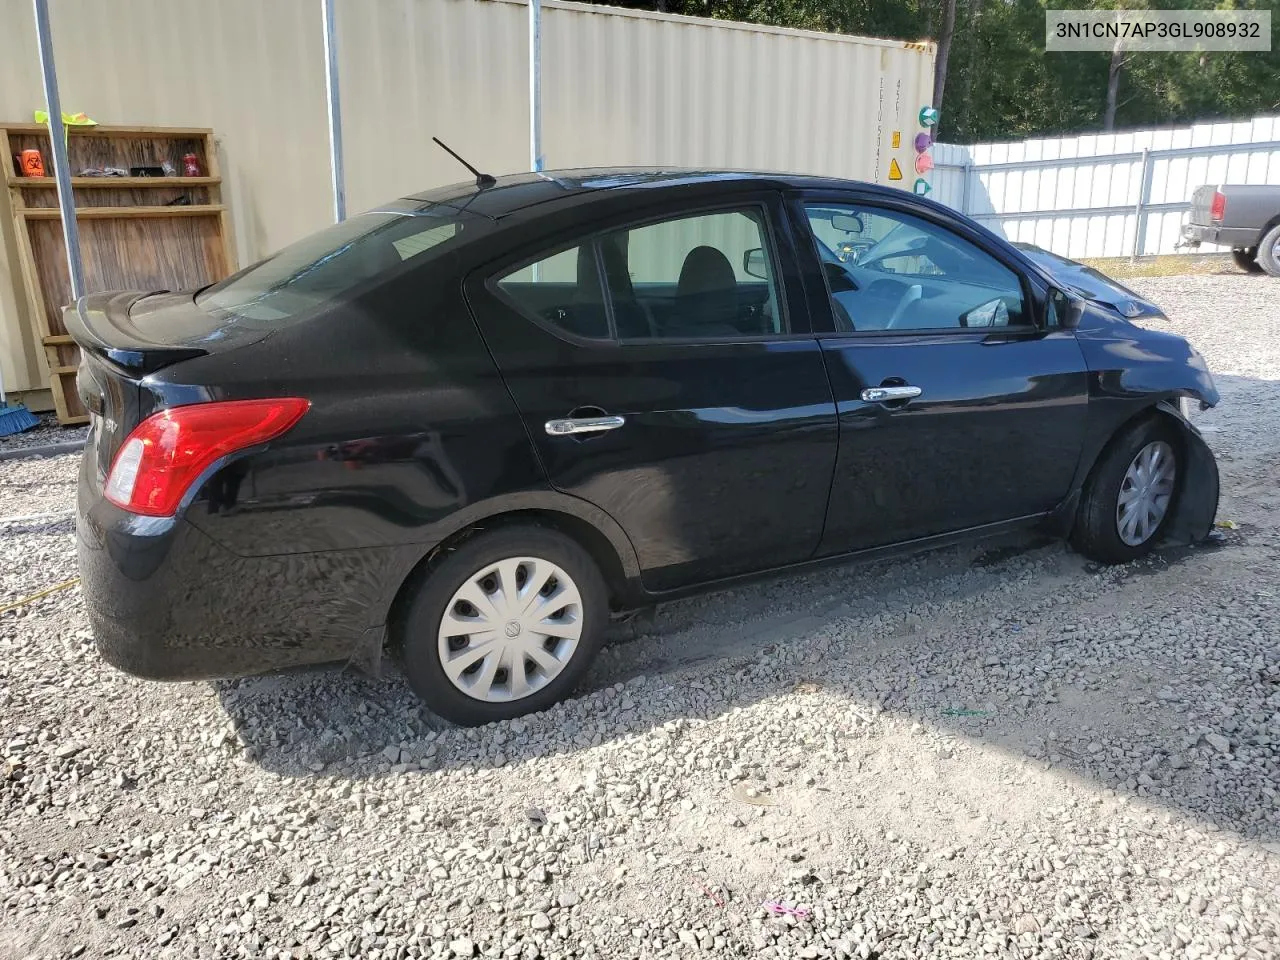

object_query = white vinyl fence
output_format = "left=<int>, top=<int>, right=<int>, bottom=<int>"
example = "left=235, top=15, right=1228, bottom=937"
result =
left=931, top=115, right=1280, bottom=259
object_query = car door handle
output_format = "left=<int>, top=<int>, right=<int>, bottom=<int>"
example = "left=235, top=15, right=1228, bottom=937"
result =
left=860, top=385, right=923, bottom=403
left=544, top=415, right=626, bottom=436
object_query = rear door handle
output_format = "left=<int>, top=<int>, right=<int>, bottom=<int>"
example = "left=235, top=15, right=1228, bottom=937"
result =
left=545, top=415, right=626, bottom=436
left=860, top=385, right=922, bottom=403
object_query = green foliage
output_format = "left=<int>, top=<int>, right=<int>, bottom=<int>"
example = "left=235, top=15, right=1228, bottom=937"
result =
left=599, top=0, right=1280, bottom=142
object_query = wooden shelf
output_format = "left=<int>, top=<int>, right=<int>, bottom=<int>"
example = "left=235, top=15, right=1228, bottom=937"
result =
left=21, top=204, right=225, bottom=220
left=12, top=176, right=220, bottom=188
left=2, top=123, right=213, bottom=138
left=4, top=122, right=232, bottom=425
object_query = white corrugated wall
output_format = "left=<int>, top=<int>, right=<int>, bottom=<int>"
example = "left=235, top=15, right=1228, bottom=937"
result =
left=0, top=0, right=935, bottom=395
left=932, top=115, right=1280, bottom=259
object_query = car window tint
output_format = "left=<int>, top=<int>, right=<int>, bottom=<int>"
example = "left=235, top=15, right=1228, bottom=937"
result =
left=196, top=201, right=471, bottom=324
left=803, top=204, right=1026, bottom=333
left=600, top=209, right=785, bottom=339
left=497, top=245, right=610, bottom=339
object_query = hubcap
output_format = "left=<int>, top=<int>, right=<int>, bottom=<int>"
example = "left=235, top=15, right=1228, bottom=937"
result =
left=1116, top=440, right=1176, bottom=547
left=437, top=556, right=583, bottom=703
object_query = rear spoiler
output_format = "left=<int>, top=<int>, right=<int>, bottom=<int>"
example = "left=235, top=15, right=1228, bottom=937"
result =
left=63, top=291, right=208, bottom=376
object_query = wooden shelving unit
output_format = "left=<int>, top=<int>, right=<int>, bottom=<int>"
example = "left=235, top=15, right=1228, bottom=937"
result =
left=16, top=176, right=221, bottom=189
left=2, top=124, right=236, bottom=424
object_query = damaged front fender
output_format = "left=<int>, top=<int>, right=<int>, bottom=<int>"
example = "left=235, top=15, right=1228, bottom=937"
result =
left=1159, top=405, right=1221, bottom=548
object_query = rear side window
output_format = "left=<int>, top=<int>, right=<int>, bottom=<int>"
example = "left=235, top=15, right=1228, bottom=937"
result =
left=602, top=209, right=784, bottom=339
left=197, top=201, right=472, bottom=323
left=495, top=207, right=786, bottom=342
left=496, top=245, right=609, bottom=339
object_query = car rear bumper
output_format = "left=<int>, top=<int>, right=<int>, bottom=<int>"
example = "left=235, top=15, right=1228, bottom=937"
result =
left=76, top=447, right=414, bottom=682
left=1181, top=223, right=1257, bottom=248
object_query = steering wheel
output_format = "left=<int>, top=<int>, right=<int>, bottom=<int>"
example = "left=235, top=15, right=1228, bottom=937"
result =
left=884, top=284, right=924, bottom=329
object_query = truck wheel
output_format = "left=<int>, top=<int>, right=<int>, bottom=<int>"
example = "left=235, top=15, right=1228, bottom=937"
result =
left=1258, top=225, right=1280, bottom=278
left=1231, top=247, right=1263, bottom=273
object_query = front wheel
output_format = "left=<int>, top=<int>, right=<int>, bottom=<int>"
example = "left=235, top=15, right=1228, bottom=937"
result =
left=400, top=526, right=608, bottom=725
left=1257, top=225, right=1280, bottom=278
left=1231, top=247, right=1263, bottom=274
left=1072, top=419, right=1181, bottom=564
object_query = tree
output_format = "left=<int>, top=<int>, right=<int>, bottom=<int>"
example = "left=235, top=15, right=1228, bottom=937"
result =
left=933, top=0, right=959, bottom=137
left=1104, top=36, right=1127, bottom=131
left=592, top=0, right=1280, bottom=142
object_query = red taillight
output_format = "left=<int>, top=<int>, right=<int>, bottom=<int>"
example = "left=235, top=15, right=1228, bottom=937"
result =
left=105, top=398, right=309, bottom=517
left=1210, top=190, right=1226, bottom=222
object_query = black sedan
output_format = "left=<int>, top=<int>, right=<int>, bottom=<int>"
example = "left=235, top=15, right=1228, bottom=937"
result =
left=70, top=170, right=1221, bottom=725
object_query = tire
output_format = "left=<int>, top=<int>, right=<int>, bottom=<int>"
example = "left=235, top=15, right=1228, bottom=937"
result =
left=1258, top=224, right=1280, bottom=278
left=1231, top=247, right=1263, bottom=274
left=399, top=525, right=608, bottom=725
left=1071, top=418, right=1181, bottom=564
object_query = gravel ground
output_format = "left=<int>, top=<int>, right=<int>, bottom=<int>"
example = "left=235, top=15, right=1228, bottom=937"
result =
left=0, top=413, right=88, bottom=453
left=2, top=273, right=1278, bottom=960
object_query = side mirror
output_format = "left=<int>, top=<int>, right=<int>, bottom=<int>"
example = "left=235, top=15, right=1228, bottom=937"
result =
left=962, top=298, right=1010, bottom=328
left=831, top=212, right=864, bottom=234
left=743, top=248, right=769, bottom=279
left=1046, top=287, right=1076, bottom=328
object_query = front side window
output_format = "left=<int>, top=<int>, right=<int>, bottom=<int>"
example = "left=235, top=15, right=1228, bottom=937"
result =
left=197, top=200, right=473, bottom=323
left=803, top=203, right=1027, bottom=333
left=601, top=209, right=785, bottom=339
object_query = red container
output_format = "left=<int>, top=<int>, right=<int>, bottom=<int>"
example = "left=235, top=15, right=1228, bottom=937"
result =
left=19, top=149, right=45, bottom=177
left=182, top=153, right=202, bottom=177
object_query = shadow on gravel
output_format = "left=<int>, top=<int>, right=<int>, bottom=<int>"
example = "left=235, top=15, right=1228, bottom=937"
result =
left=214, top=507, right=1278, bottom=841
left=0, top=517, right=75, bottom=538
left=207, top=372, right=1280, bottom=837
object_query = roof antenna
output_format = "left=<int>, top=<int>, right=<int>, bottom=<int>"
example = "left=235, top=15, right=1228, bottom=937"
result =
left=433, top=137, right=496, bottom=189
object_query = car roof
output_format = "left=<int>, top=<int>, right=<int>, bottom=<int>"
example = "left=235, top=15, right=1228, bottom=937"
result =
left=405, top=168, right=899, bottom=220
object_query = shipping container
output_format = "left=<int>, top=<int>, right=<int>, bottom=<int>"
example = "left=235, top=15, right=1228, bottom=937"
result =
left=0, top=0, right=935, bottom=399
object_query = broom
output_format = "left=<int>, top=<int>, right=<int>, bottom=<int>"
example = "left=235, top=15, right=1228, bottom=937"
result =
left=0, top=360, right=41, bottom=436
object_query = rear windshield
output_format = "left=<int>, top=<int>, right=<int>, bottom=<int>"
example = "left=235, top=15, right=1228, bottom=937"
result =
left=196, top=200, right=475, bottom=322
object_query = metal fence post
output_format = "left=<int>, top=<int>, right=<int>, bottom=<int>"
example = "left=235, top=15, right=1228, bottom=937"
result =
left=960, top=160, right=973, bottom=215
left=31, top=0, right=84, bottom=301
left=529, top=0, right=543, bottom=172
left=321, top=0, right=346, bottom=222
left=1131, top=147, right=1152, bottom=262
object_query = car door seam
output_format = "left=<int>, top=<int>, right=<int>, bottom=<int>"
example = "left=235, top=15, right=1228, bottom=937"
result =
left=459, top=274, right=643, bottom=571
left=811, top=336, right=844, bottom=562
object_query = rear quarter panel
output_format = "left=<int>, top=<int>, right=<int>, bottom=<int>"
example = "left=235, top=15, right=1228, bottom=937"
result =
left=1221, top=185, right=1280, bottom=233
left=153, top=263, right=550, bottom=558
left=1189, top=184, right=1280, bottom=236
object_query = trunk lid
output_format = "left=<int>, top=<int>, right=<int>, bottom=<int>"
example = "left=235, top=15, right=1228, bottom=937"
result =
left=66, top=290, right=274, bottom=483
left=65, top=290, right=274, bottom=377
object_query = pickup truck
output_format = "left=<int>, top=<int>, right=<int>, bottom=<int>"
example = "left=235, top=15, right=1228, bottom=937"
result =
left=1182, top=184, right=1280, bottom=276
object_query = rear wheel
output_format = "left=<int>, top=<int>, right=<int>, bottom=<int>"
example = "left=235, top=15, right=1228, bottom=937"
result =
left=1231, top=247, right=1263, bottom=273
left=400, top=526, right=608, bottom=725
left=1258, top=225, right=1280, bottom=278
left=1072, top=418, right=1180, bottom=564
